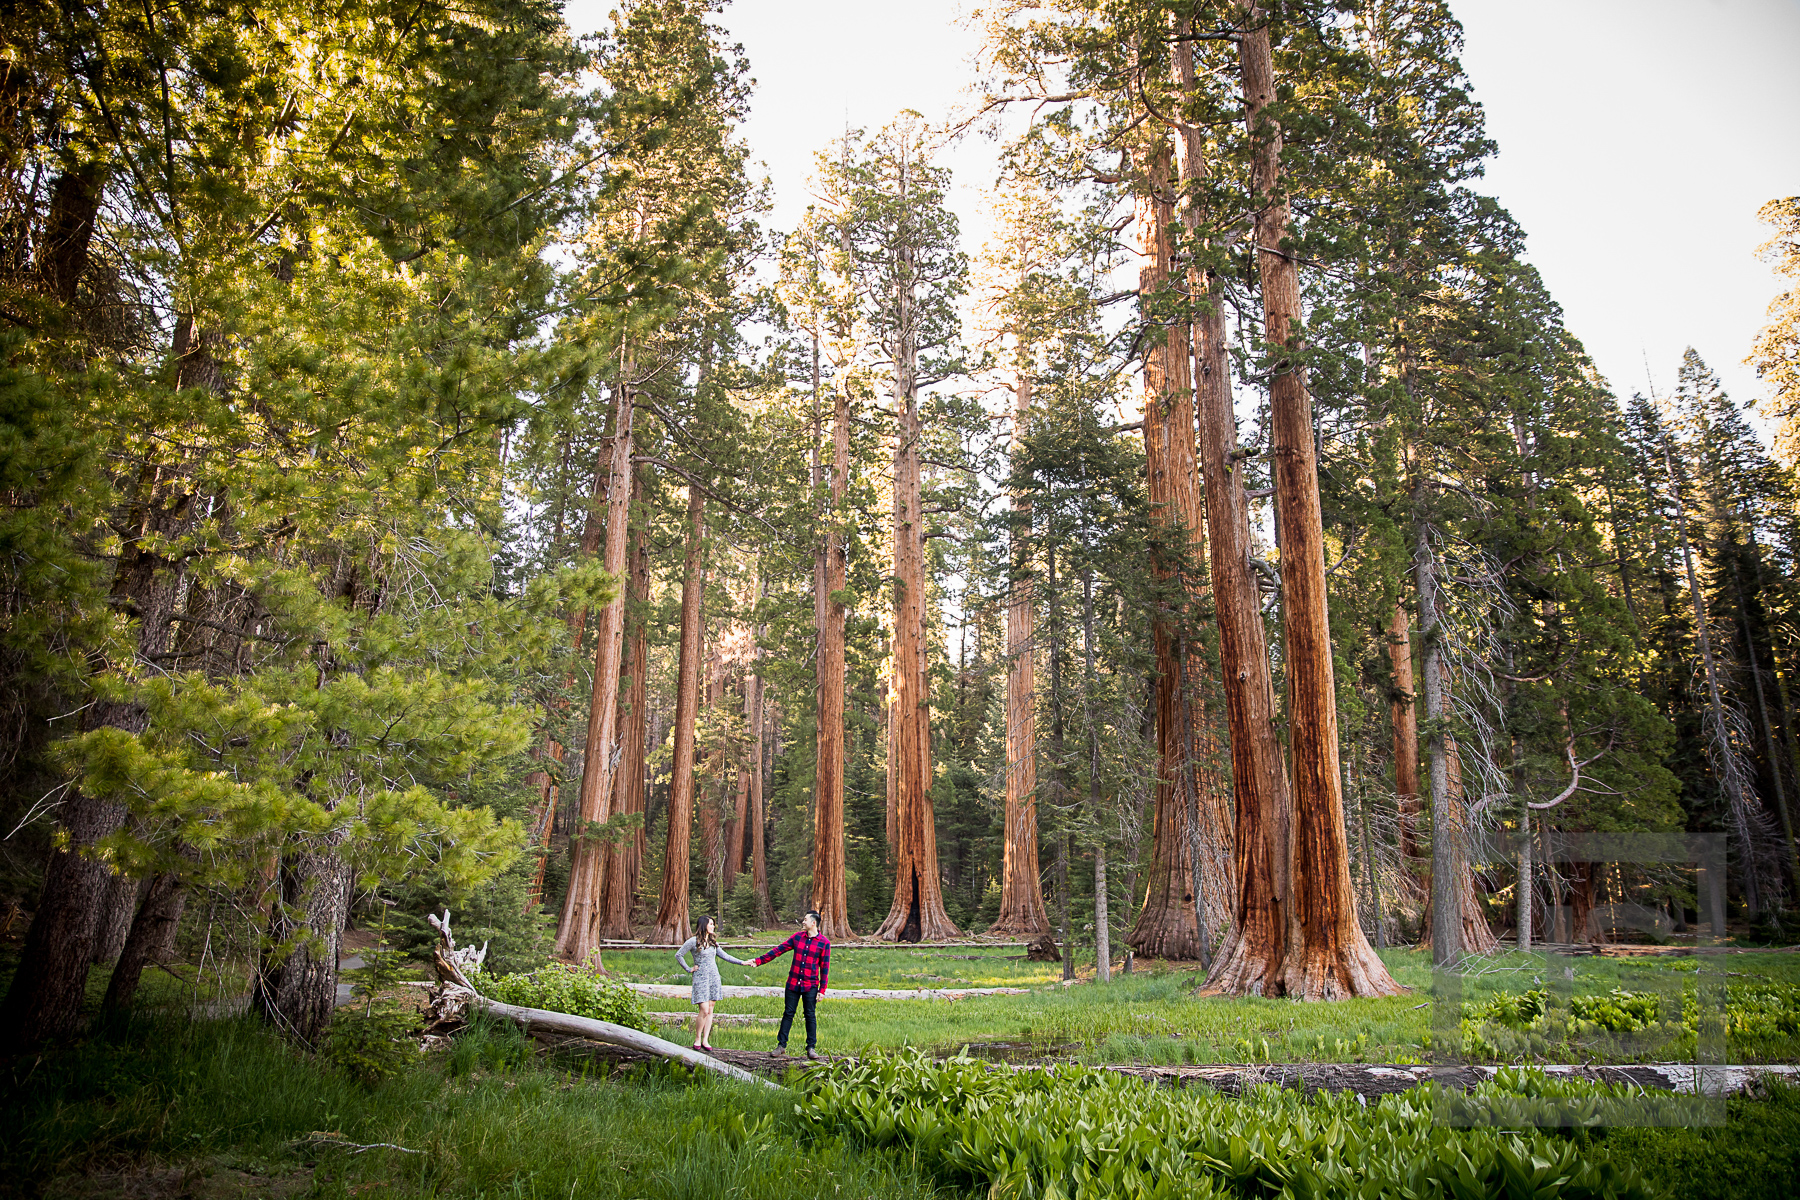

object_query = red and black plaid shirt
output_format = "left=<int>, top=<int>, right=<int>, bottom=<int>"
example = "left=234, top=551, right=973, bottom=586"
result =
left=755, top=931, right=830, bottom=993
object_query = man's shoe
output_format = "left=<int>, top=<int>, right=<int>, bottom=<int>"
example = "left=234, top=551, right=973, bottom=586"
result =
left=771, top=1044, right=787, bottom=1056
left=805, top=1048, right=820, bottom=1061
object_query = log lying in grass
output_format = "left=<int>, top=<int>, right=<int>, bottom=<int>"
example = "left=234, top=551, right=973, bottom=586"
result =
left=1100, top=1061, right=1800, bottom=1099
left=476, top=995, right=783, bottom=1090
left=422, top=911, right=782, bottom=1090
left=645, top=1011, right=781, bottom=1026
left=426, top=984, right=783, bottom=1090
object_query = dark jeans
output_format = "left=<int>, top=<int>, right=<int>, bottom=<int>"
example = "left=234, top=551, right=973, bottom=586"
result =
left=777, top=985, right=818, bottom=1049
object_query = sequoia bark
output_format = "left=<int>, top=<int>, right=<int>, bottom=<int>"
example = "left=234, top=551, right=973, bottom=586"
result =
left=651, top=486, right=707, bottom=945
left=811, top=346, right=852, bottom=937
left=599, top=467, right=651, bottom=939
left=993, top=370, right=1049, bottom=935
left=555, top=379, right=636, bottom=964
left=876, top=168, right=957, bottom=941
left=1209, top=4, right=1400, bottom=997
left=1129, top=140, right=1213, bottom=961
left=1386, top=600, right=1424, bottom=865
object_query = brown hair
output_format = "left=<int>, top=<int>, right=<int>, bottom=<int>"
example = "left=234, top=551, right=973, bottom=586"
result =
left=695, top=915, right=718, bottom=949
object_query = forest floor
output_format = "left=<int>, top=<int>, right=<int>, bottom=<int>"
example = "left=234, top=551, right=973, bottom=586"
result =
left=7, top=1003, right=1800, bottom=1200
left=603, top=940, right=1800, bottom=1066
left=6, top=945, right=1800, bottom=1198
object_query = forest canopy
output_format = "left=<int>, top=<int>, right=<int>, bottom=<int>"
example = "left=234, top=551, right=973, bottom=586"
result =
left=4, top=0, right=1799, bottom=1044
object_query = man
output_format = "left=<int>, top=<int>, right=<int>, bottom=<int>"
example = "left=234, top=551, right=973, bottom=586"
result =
left=753, top=910, right=830, bottom=1059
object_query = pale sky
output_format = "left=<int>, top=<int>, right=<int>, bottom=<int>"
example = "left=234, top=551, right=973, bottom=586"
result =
left=566, top=0, right=1800, bottom=425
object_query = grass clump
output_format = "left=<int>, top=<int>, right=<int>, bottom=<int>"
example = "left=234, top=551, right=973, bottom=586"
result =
left=0, top=1013, right=940, bottom=1200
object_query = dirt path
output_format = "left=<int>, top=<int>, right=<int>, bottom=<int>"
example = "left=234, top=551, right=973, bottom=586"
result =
left=626, top=982, right=1030, bottom=1000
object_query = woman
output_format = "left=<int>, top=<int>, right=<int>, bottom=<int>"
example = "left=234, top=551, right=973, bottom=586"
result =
left=675, top=915, right=752, bottom=1051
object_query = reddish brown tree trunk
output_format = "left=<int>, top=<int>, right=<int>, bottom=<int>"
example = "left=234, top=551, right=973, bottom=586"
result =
left=528, top=441, right=614, bottom=911
left=876, top=213, right=957, bottom=940
left=884, top=689, right=898, bottom=853
left=554, top=380, right=636, bottom=964
left=1129, top=139, right=1229, bottom=961
left=725, top=770, right=749, bottom=889
left=812, top=363, right=852, bottom=937
left=652, top=486, right=706, bottom=944
left=598, top=466, right=649, bottom=939
left=1569, top=863, right=1597, bottom=943
left=1209, top=5, right=1399, bottom=997
left=624, top=483, right=651, bottom=911
left=749, top=664, right=772, bottom=926
left=1169, top=27, right=1240, bottom=958
left=699, top=641, right=726, bottom=916
left=993, top=371, right=1048, bottom=936
left=1172, top=29, right=1297, bottom=997
left=1387, top=600, right=1424, bottom=864
left=1135, top=156, right=1198, bottom=960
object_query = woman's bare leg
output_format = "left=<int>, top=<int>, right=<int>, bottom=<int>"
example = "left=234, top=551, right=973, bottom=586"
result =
left=697, top=1000, right=715, bottom=1048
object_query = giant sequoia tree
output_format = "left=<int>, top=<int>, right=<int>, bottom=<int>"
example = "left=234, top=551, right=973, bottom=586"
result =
left=818, top=119, right=968, bottom=943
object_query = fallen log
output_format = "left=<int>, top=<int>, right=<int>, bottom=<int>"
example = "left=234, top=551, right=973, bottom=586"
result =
left=1097, top=1061, right=1800, bottom=1099
left=478, top=995, right=782, bottom=1090
left=421, top=911, right=782, bottom=1091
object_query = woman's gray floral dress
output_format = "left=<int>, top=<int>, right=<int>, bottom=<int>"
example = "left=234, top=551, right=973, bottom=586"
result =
left=676, top=938, right=752, bottom=1004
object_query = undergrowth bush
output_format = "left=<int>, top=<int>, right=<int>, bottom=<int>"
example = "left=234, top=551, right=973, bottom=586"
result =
left=479, top=965, right=649, bottom=1030
left=324, top=929, right=419, bottom=1087
left=325, top=1007, right=419, bottom=1088
left=795, top=1053, right=1655, bottom=1200
left=1459, top=983, right=1800, bottom=1060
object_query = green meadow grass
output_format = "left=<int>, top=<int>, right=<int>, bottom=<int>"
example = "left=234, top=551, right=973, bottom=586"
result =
left=7, top=1010, right=1797, bottom=1200
left=0, top=1013, right=942, bottom=1200
left=625, top=945, right=1800, bottom=1064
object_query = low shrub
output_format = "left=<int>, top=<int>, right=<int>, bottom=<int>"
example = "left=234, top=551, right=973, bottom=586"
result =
left=324, top=1006, right=419, bottom=1088
left=1460, top=983, right=1800, bottom=1059
left=479, top=965, right=649, bottom=1030
left=795, top=1053, right=1656, bottom=1200
left=325, top=928, right=421, bottom=1088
